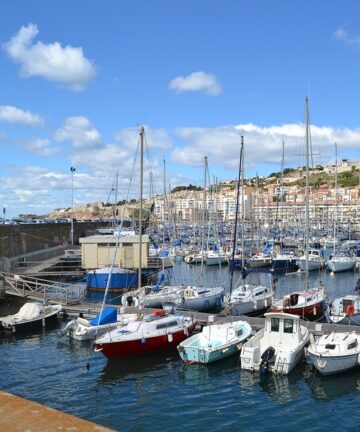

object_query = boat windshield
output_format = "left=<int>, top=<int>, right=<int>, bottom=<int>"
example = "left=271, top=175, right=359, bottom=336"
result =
left=271, top=317, right=280, bottom=332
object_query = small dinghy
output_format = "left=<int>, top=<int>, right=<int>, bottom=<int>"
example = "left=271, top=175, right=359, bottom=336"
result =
left=0, top=302, right=62, bottom=334
left=177, top=319, right=252, bottom=364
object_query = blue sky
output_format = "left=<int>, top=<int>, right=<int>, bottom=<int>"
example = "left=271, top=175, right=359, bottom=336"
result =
left=1, top=0, right=360, bottom=217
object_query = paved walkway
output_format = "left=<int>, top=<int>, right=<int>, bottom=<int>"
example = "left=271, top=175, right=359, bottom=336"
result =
left=0, top=391, right=115, bottom=432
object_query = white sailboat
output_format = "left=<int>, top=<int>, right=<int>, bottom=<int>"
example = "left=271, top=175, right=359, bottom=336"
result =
left=271, top=97, right=327, bottom=320
left=326, top=143, right=357, bottom=273
left=226, top=136, right=274, bottom=316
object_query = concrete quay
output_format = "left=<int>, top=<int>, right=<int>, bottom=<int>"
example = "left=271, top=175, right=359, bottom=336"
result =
left=0, top=390, right=114, bottom=432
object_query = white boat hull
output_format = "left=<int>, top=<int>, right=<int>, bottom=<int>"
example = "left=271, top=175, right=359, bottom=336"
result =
left=307, top=352, right=360, bottom=375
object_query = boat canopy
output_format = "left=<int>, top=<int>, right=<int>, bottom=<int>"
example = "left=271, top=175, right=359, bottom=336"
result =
left=90, top=307, right=118, bottom=326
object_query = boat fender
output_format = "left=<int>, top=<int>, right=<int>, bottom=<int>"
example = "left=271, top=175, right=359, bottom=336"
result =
left=204, top=299, right=210, bottom=310
left=346, top=304, right=355, bottom=316
left=141, top=337, right=146, bottom=344
left=133, top=297, right=139, bottom=308
left=167, top=333, right=173, bottom=343
left=313, top=307, right=317, bottom=316
left=183, top=326, right=189, bottom=336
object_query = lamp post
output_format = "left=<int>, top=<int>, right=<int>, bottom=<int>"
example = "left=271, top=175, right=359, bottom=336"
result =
left=70, top=166, right=76, bottom=246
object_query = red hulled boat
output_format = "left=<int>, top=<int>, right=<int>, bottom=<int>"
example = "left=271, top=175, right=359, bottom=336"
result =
left=270, top=287, right=327, bottom=321
left=94, top=310, right=196, bottom=358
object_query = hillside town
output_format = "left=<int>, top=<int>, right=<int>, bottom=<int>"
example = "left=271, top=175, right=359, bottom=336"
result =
left=47, top=159, right=360, bottom=230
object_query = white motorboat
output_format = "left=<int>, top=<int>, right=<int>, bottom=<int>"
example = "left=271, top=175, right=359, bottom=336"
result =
left=240, top=312, right=309, bottom=375
left=307, top=332, right=360, bottom=375
left=248, top=253, right=272, bottom=268
left=205, top=250, right=228, bottom=266
left=177, top=319, right=252, bottom=364
left=0, top=302, right=62, bottom=334
left=297, top=249, right=324, bottom=272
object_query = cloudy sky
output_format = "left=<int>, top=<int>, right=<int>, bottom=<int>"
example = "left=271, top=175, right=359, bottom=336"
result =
left=1, top=0, right=360, bottom=217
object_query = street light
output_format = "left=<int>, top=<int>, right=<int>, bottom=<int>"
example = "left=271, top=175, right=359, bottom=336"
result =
left=70, top=166, right=76, bottom=246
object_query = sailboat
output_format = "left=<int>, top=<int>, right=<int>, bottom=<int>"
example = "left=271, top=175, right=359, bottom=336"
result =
left=272, top=141, right=299, bottom=274
left=326, top=143, right=357, bottom=273
left=94, top=128, right=196, bottom=357
left=225, top=136, right=274, bottom=316
left=271, top=97, right=327, bottom=320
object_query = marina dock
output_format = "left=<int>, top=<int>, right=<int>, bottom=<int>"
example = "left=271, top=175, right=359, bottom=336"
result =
left=0, top=391, right=114, bottom=432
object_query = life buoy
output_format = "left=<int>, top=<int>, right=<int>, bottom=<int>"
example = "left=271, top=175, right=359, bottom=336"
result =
left=346, top=304, right=355, bottom=316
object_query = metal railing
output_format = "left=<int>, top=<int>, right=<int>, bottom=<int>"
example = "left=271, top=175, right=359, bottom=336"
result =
left=0, top=271, right=86, bottom=305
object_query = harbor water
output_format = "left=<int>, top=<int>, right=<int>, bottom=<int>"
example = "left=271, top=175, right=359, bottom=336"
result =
left=1, top=261, right=360, bottom=431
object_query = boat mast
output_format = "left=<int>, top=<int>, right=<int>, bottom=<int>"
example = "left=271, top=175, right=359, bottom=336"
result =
left=305, top=97, right=310, bottom=286
left=113, top=172, right=119, bottom=228
left=240, top=136, right=245, bottom=290
left=229, top=136, right=243, bottom=294
left=280, top=140, right=285, bottom=251
left=163, top=158, right=166, bottom=272
left=138, top=127, right=144, bottom=291
left=333, top=142, right=338, bottom=256
left=200, top=156, right=207, bottom=286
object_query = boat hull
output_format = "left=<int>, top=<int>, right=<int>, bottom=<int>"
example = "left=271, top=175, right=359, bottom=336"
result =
left=0, top=309, right=60, bottom=334
left=230, top=296, right=273, bottom=316
left=96, top=324, right=196, bottom=358
left=86, top=270, right=138, bottom=293
left=271, top=258, right=298, bottom=274
left=307, top=352, right=360, bottom=375
left=271, top=301, right=325, bottom=321
left=326, top=260, right=356, bottom=273
left=178, top=341, right=240, bottom=364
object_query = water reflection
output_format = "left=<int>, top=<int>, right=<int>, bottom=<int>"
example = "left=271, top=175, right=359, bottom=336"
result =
left=178, top=355, right=240, bottom=382
left=304, top=364, right=360, bottom=402
left=239, top=364, right=304, bottom=404
left=99, top=349, right=179, bottom=383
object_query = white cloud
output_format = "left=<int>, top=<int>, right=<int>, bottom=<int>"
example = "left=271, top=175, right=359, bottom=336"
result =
left=334, top=27, right=360, bottom=47
left=54, top=116, right=103, bottom=149
left=172, top=123, right=360, bottom=170
left=25, top=138, right=62, bottom=156
left=3, top=23, right=96, bottom=91
left=0, top=105, right=45, bottom=127
left=169, top=71, right=222, bottom=95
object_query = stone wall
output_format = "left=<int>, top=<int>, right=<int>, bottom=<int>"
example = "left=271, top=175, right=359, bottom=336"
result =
left=0, top=222, right=113, bottom=259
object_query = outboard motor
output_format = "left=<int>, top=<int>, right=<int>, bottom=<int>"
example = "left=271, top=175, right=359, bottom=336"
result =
left=260, top=346, right=276, bottom=374
left=57, top=319, right=76, bottom=337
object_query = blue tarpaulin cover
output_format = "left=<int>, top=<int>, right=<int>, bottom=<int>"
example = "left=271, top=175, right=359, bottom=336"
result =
left=90, top=307, right=117, bottom=326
